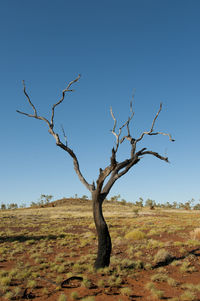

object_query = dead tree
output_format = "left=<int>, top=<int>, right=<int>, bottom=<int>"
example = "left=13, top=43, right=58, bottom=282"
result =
left=17, top=75, right=174, bottom=269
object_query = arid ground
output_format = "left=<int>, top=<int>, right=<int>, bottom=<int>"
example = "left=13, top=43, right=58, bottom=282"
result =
left=1, top=199, right=200, bottom=301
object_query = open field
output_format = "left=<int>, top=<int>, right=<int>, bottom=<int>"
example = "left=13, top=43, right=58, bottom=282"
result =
left=1, top=199, right=200, bottom=300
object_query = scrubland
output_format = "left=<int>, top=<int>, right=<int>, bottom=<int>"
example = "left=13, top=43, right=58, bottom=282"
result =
left=0, top=198, right=200, bottom=300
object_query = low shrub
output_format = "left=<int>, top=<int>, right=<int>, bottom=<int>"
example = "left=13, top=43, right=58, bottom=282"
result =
left=154, top=249, right=173, bottom=264
left=124, top=230, right=146, bottom=240
left=120, top=287, right=132, bottom=296
left=180, top=290, right=196, bottom=301
left=151, top=273, right=168, bottom=282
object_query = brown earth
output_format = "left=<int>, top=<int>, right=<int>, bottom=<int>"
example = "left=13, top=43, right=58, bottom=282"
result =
left=0, top=199, right=200, bottom=301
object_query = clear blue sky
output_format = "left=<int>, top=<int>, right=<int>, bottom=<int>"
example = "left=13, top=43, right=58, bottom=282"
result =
left=0, top=0, right=199, bottom=206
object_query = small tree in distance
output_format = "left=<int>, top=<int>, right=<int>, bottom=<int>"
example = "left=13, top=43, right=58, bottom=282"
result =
left=1, top=204, right=6, bottom=210
left=40, top=194, right=53, bottom=205
left=17, top=75, right=174, bottom=269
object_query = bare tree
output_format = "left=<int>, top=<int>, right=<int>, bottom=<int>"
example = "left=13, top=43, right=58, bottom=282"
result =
left=17, top=75, right=174, bottom=269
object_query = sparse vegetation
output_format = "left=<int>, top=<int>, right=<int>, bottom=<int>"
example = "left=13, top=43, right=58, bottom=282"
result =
left=0, top=199, right=200, bottom=300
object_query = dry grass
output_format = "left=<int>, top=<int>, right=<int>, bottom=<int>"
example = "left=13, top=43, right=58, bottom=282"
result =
left=190, top=228, right=200, bottom=240
left=1, top=199, right=200, bottom=301
left=154, top=249, right=173, bottom=264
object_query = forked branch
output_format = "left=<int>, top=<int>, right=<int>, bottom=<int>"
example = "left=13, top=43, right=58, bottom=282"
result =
left=17, top=78, right=174, bottom=198
left=17, top=75, right=94, bottom=192
left=120, top=100, right=135, bottom=144
left=22, top=80, right=37, bottom=116
left=136, top=103, right=175, bottom=143
left=110, top=100, right=135, bottom=153
left=110, top=107, right=119, bottom=150
left=50, top=74, right=81, bottom=128
left=101, top=101, right=174, bottom=196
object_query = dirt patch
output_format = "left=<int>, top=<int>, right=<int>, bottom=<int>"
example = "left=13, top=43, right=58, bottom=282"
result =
left=1, top=204, right=200, bottom=300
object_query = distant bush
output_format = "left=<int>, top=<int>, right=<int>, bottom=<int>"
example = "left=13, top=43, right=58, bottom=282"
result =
left=193, top=204, right=200, bottom=210
left=30, top=194, right=53, bottom=207
left=1, top=203, right=18, bottom=210
left=133, top=200, right=143, bottom=207
left=110, top=194, right=121, bottom=202
left=120, top=199, right=127, bottom=205
left=145, top=199, right=155, bottom=209
left=7, top=203, right=18, bottom=210
left=125, top=230, right=146, bottom=240
left=1, top=204, right=6, bottom=210
left=30, top=201, right=37, bottom=207
left=39, top=194, right=53, bottom=205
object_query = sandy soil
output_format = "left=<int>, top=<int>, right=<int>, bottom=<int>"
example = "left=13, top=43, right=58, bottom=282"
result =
left=0, top=200, right=200, bottom=300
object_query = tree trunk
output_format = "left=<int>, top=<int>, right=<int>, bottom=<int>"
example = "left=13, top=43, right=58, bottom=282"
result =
left=92, top=192, right=112, bottom=269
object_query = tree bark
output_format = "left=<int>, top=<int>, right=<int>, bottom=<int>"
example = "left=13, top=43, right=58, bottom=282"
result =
left=92, top=192, right=112, bottom=269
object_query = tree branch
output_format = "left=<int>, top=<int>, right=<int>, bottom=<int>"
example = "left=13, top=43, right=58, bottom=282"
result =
left=17, top=80, right=52, bottom=129
left=110, top=107, right=120, bottom=152
left=102, top=157, right=135, bottom=194
left=150, top=102, right=162, bottom=132
left=103, top=101, right=173, bottom=195
left=96, top=166, right=113, bottom=194
left=56, top=140, right=94, bottom=191
left=18, top=80, right=174, bottom=198
left=16, top=109, right=52, bottom=128
left=117, top=157, right=140, bottom=178
left=136, top=103, right=175, bottom=143
left=138, top=150, right=169, bottom=163
left=22, top=80, right=37, bottom=116
left=102, top=171, right=118, bottom=195
left=61, top=124, right=67, bottom=146
left=96, top=104, right=135, bottom=193
left=120, top=100, right=135, bottom=144
left=50, top=74, right=81, bottom=128
left=110, top=101, right=135, bottom=151
left=17, top=75, right=93, bottom=192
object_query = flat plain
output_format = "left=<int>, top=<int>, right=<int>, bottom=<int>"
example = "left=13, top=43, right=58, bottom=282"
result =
left=0, top=198, right=200, bottom=301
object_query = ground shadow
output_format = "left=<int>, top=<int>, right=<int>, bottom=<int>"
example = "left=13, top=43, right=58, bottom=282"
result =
left=153, top=247, right=200, bottom=269
left=0, top=234, right=65, bottom=243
